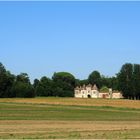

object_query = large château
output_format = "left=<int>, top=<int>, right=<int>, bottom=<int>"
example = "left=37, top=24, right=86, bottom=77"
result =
left=74, top=84, right=123, bottom=99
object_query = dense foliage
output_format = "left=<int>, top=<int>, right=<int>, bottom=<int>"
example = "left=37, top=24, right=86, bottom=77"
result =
left=0, top=62, right=140, bottom=99
left=118, top=63, right=140, bottom=99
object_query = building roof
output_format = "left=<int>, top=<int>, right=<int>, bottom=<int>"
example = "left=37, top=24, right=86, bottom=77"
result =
left=75, top=84, right=98, bottom=91
left=86, top=84, right=92, bottom=87
left=75, top=86, right=79, bottom=90
left=92, top=84, right=98, bottom=90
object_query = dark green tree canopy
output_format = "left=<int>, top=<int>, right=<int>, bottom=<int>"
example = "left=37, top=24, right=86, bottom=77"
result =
left=52, top=72, right=76, bottom=97
left=33, top=79, right=40, bottom=88
left=0, top=63, right=6, bottom=74
left=52, top=72, right=75, bottom=86
left=0, top=63, right=15, bottom=97
left=118, top=63, right=140, bottom=99
left=34, top=76, right=53, bottom=97
left=0, top=61, right=140, bottom=99
left=12, top=82, right=35, bottom=98
left=16, top=73, right=30, bottom=84
left=11, top=72, right=35, bottom=98
left=88, top=71, right=101, bottom=88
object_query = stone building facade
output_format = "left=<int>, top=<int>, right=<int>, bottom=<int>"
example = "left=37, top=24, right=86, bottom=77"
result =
left=74, top=84, right=123, bottom=99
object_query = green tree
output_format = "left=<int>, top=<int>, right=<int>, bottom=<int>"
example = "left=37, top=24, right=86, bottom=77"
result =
left=11, top=82, right=35, bottom=98
left=133, top=64, right=140, bottom=99
left=52, top=72, right=75, bottom=97
left=0, top=63, right=15, bottom=97
left=100, top=86, right=109, bottom=92
left=33, top=79, right=40, bottom=88
left=78, top=79, right=88, bottom=86
left=0, top=62, right=6, bottom=74
left=110, top=76, right=118, bottom=90
left=11, top=73, right=35, bottom=98
left=35, top=77, right=53, bottom=97
left=16, top=73, right=30, bottom=84
left=100, top=76, right=110, bottom=88
left=118, top=63, right=133, bottom=99
left=88, top=71, right=101, bottom=88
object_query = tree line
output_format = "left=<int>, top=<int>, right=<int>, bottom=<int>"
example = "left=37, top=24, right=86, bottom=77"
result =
left=0, top=62, right=140, bottom=99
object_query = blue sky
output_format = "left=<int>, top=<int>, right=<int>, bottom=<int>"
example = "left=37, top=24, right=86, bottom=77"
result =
left=0, top=1, right=140, bottom=81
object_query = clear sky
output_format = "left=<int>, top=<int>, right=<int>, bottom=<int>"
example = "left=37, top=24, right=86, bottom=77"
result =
left=0, top=1, right=140, bottom=81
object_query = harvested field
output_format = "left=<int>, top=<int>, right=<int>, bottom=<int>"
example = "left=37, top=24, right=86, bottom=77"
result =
left=0, top=97, right=140, bottom=139
left=0, top=97, right=140, bottom=109
left=0, top=120, right=140, bottom=139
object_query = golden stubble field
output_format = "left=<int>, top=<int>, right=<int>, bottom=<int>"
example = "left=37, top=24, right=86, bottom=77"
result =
left=0, top=97, right=140, bottom=139
left=0, top=97, right=140, bottom=109
left=0, top=120, right=140, bottom=139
